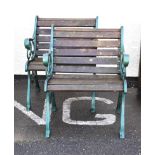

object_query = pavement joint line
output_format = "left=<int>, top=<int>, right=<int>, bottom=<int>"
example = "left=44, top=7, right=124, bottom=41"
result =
left=14, top=100, right=46, bottom=125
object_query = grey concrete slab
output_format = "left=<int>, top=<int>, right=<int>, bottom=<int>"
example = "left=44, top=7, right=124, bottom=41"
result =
left=14, top=79, right=141, bottom=155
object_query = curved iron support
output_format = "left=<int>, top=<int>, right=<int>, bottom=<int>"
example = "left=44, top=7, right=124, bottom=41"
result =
left=118, top=26, right=130, bottom=139
left=24, top=38, right=36, bottom=71
left=43, top=25, right=54, bottom=92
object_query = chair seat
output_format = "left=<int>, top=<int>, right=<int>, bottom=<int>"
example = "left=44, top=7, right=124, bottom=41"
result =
left=47, top=74, right=123, bottom=92
left=28, top=58, right=45, bottom=71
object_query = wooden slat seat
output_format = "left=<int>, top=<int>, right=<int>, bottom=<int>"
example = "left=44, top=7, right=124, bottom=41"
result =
left=28, top=58, right=45, bottom=70
left=48, top=75, right=123, bottom=91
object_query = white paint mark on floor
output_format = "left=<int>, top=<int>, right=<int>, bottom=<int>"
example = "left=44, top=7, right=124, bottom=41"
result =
left=14, top=100, right=45, bottom=125
left=62, top=97, right=116, bottom=126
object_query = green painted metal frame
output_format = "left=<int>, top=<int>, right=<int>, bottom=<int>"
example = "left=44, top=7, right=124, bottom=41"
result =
left=43, top=25, right=56, bottom=138
left=90, top=16, right=99, bottom=113
left=24, top=16, right=38, bottom=111
left=117, top=26, right=129, bottom=139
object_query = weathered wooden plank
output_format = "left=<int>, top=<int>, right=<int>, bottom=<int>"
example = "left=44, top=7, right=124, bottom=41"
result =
left=28, top=64, right=45, bottom=71
left=36, top=49, right=120, bottom=56
left=37, top=18, right=96, bottom=27
left=47, top=83, right=123, bottom=91
left=54, top=57, right=118, bottom=65
left=37, top=28, right=120, bottom=35
left=37, top=39, right=120, bottom=49
left=37, top=31, right=120, bottom=39
left=28, top=58, right=45, bottom=70
left=54, top=65, right=119, bottom=74
left=53, top=74, right=121, bottom=79
left=48, top=79, right=122, bottom=85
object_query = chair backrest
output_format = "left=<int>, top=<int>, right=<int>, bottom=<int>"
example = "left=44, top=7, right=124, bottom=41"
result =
left=35, top=16, right=98, bottom=56
left=48, top=28, right=121, bottom=75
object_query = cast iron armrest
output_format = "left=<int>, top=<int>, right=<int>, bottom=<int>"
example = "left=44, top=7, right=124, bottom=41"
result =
left=119, top=53, right=129, bottom=93
left=24, top=38, right=36, bottom=71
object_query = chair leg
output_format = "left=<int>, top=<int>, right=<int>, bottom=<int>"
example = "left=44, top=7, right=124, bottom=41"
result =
left=26, top=71, right=31, bottom=111
left=33, top=71, right=40, bottom=91
left=116, top=92, right=122, bottom=113
left=120, top=92, right=126, bottom=139
left=51, top=92, right=57, bottom=112
left=91, top=92, right=96, bottom=113
left=45, top=91, right=52, bottom=138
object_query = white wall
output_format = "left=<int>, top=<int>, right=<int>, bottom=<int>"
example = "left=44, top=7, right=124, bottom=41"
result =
left=14, top=0, right=141, bottom=77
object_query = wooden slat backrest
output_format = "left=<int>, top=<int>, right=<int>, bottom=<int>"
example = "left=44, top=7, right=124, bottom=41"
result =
left=36, top=17, right=97, bottom=56
left=40, top=28, right=121, bottom=74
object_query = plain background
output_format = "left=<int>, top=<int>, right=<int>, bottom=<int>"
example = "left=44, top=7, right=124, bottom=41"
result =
left=0, top=0, right=155, bottom=155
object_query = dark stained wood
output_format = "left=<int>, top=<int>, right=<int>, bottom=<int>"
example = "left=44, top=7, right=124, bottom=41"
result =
left=28, top=58, right=45, bottom=70
left=37, top=30, right=120, bottom=39
left=37, top=18, right=96, bottom=27
left=53, top=74, right=121, bottom=79
left=48, top=78, right=122, bottom=85
left=37, top=39, right=120, bottom=49
left=54, top=57, right=118, bottom=65
left=54, top=65, right=119, bottom=74
left=37, top=28, right=120, bottom=35
left=28, top=64, right=45, bottom=71
left=47, top=83, right=123, bottom=91
left=36, top=49, right=120, bottom=56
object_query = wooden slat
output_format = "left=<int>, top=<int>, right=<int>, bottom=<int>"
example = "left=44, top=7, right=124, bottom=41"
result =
left=37, top=18, right=96, bottom=27
left=36, top=49, right=120, bottom=56
left=54, top=65, right=119, bottom=74
left=47, top=83, right=123, bottom=91
left=37, top=31, right=120, bottom=39
left=28, top=58, right=45, bottom=70
left=48, top=79, right=122, bottom=85
left=54, top=57, right=118, bottom=65
left=53, top=74, right=121, bottom=79
left=37, top=28, right=120, bottom=35
left=37, top=39, right=120, bottom=49
left=28, top=64, right=45, bottom=71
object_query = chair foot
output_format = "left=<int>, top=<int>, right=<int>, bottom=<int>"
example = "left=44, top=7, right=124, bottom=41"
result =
left=45, top=130, right=51, bottom=138
left=26, top=105, right=31, bottom=111
left=120, top=131, right=125, bottom=139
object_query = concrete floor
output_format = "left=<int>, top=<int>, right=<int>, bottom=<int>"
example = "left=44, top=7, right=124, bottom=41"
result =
left=14, top=79, right=141, bottom=155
